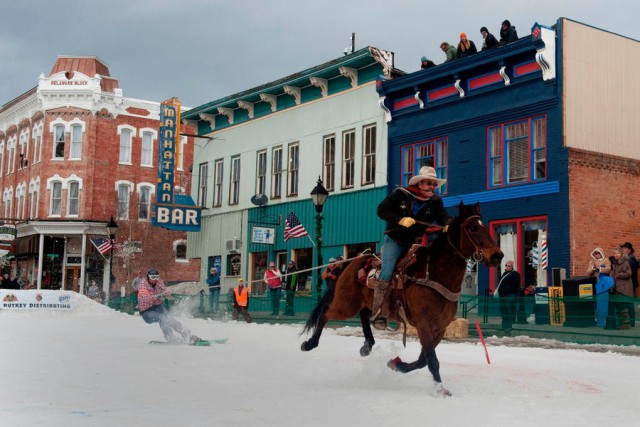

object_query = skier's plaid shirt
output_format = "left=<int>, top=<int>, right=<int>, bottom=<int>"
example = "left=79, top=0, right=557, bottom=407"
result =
left=136, top=279, right=168, bottom=312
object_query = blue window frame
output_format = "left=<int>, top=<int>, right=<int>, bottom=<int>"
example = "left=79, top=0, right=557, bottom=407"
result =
left=401, top=137, right=448, bottom=194
left=487, top=115, right=547, bottom=187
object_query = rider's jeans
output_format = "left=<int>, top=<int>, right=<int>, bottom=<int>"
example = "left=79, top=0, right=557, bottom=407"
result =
left=379, top=235, right=409, bottom=281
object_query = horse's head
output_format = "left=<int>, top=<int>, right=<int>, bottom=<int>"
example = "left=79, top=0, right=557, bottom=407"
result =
left=447, top=202, right=503, bottom=267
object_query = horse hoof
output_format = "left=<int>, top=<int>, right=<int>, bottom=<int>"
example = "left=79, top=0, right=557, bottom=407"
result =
left=360, top=343, right=372, bottom=357
left=301, top=341, right=310, bottom=352
left=387, top=356, right=402, bottom=371
left=435, top=383, right=452, bottom=397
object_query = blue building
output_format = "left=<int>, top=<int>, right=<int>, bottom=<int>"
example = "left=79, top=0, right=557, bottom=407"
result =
left=377, top=18, right=640, bottom=294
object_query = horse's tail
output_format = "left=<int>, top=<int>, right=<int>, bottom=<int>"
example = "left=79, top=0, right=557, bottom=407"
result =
left=301, top=286, right=335, bottom=336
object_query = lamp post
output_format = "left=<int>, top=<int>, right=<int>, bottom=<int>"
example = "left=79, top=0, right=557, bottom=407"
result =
left=310, top=177, right=329, bottom=304
left=106, top=216, right=118, bottom=294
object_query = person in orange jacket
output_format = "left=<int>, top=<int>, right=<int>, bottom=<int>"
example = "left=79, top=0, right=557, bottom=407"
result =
left=231, top=278, right=252, bottom=323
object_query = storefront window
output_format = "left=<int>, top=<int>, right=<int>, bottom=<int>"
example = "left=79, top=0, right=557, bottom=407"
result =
left=491, top=216, right=548, bottom=289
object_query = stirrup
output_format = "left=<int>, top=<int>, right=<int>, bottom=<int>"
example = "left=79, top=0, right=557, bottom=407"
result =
left=372, top=317, right=387, bottom=331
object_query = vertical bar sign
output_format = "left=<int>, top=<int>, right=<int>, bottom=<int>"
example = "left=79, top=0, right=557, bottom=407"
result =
left=157, top=99, right=181, bottom=205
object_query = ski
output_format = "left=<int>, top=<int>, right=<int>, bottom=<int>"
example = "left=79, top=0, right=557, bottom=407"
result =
left=149, top=338, right=228, bottom=346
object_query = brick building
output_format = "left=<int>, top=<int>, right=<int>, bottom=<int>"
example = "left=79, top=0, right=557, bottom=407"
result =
left=0, top=56, right=200, bottom=297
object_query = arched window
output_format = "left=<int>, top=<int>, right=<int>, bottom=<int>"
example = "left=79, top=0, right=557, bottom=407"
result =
left=118, top=125, right=135, bottom=164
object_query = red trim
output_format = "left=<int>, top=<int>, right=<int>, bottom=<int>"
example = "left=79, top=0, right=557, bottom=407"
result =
left=393, top=97, right=418, bottom=110
left=427, top=85, right=457, bottom=102
left=488, top=215, right=548, bottom=289
left=469, top=72, right=502, bottom=90
left=514, top=61, right=541, bottom=77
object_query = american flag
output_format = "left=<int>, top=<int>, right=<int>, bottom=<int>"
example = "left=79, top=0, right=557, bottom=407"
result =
left=284, top=211, right=308, bottom=242
left=91, top=237, right=113, bottom=255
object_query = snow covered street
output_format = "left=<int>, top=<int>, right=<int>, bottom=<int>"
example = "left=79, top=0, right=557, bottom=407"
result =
left=1, top=294, right=638, bottom=426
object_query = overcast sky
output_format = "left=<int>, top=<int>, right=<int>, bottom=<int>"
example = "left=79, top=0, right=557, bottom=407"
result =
left=2, top=0, right=639, bottom=109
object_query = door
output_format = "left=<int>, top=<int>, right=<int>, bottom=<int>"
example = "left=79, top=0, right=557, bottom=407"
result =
left=65, top=266, right=81, bottom=293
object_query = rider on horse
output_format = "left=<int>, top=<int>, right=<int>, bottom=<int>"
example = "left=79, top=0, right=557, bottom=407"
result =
left=372, top=166, right=449, bottom=330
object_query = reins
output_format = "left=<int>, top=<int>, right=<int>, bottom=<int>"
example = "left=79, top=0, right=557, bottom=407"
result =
left=400, top=214, right=484, bottom=303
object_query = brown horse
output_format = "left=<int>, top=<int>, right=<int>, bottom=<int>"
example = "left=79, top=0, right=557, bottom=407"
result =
left=301, top=202, right=503, bottom=396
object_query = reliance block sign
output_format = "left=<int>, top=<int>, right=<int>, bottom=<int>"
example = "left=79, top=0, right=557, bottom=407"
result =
left=152, top=99, right=201, bottom=232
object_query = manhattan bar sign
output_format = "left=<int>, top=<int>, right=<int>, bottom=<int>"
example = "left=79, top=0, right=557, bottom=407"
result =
left=152, top=99, right=201, bottom=232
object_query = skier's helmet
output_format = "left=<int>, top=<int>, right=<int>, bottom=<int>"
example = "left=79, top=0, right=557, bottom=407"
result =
left=147, top=268, right=160, bottom=282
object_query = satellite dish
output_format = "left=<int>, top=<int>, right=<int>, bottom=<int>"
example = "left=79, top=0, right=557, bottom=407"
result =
left=250, top=194, right=269, bottom=207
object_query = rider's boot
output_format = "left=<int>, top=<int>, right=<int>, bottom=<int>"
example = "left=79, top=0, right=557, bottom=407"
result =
left=370, top=279, right=390, bottom=330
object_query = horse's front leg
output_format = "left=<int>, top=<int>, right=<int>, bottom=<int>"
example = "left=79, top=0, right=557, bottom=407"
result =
left=300, top=314, right=328, bottom=352
left=358, top=309, right=375, bottom=356
left=387, top=347, right=427, bottom=373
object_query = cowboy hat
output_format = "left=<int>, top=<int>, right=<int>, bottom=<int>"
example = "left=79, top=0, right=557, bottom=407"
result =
left=621, top=242, right=634, bottom=253
left=408, top=166, right=447, bottom=188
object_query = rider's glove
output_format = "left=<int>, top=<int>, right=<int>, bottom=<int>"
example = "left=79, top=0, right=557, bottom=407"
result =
left=398, top=217, right=416, bottom=228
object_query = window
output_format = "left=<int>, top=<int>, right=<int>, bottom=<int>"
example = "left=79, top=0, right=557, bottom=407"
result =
left=32, top=123, right=43, bottom=164
left=70, top=125, right=82, bottom=159
left=362, top=125, right=376, bottom=185
left=176, top=242, right=187, bottom=261
left=271, top=147, right=282, bottom=199
left=19, top=191, right=26, bottom=219
left=229, top=156, right=240, bottom=205
left=141, top=130, right=154, bottom=166
left=342, top=130, right=355, bottom=189
left=15, top=186, right=25, bottom=220
left=7, top=135, right=16, bottom=173
left=139, top=186, right=151, bottom=220
left=287, top=143, right=299, bottom=196
left=53, top=125, right=65, bottom=159
left=119, top=127, right=133, bottom=164
left=256, top=150, right=267, bottom=195
left=18, top=129, right=29, bottom=170
left=29, top=181, right=40, bottom=219
left=401, top=137, right=448, bottom=194
left=323, top=135, right=335, bottom=191
left=117, top=183, right=131, bottom=219
left=198, top=162, right=208, bottom=207
left=67, top=181, right=79, bottom=215
left=50, top=182, right=62, bottom=215
left=213, top=159, right=223, bottom=207
left=488, top=115, right=547, bottom=187
left=0, top=142, right=4, bottom=176
left=491, top=216, right=548, bottom=288
left=3, top=189, right=13, bottom=218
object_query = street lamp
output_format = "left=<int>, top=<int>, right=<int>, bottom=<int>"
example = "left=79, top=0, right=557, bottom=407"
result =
left=310, top=177, right=329, bottom=303
left=106, top=216, right=118, bottom=292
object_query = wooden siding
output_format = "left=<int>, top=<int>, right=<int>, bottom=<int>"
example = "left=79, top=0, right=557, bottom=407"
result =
left=563, top=19, right=640, bottom=159
left=187, top=210, right=248, bottom=284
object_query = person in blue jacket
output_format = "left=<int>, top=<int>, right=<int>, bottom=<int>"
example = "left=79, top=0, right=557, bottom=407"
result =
left=206, top=267, right=221, bottom=313
left=588, top=248, right=613, bottom=327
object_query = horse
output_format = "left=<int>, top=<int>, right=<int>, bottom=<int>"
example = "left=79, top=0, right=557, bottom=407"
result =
left=300, top=202, right=503, bottom=396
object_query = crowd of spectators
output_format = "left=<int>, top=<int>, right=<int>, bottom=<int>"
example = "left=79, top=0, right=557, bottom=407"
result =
left=420, top=19, right=519, bottom=69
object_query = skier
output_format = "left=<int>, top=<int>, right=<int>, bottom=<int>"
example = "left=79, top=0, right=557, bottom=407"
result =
left=137, top=268, right=199, bottom=344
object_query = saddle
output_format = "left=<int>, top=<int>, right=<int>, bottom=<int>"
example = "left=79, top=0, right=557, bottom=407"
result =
left=360, top=244, right=425, bottom=290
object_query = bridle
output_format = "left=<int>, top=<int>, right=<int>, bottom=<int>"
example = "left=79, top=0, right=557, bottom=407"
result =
left=447, top=215, right=485, bottom=263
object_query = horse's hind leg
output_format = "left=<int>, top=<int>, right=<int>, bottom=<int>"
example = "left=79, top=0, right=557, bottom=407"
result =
left=358, top=309, right=375, bottom=356
left=301, top=314, right=328, bottom=352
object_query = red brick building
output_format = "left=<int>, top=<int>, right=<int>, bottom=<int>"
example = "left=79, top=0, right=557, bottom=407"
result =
left=0, top=56, right=200, bottom=297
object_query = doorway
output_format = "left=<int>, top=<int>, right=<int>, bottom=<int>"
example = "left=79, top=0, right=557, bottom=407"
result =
left=65, top=266, right=81, bottom=293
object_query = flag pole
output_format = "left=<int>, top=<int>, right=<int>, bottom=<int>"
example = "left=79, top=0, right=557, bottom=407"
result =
left=307, top=234, right=316, bottom=247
